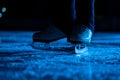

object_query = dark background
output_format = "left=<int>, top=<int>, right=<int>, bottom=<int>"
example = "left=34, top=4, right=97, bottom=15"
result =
left=0, top=0, right=120, bottom=31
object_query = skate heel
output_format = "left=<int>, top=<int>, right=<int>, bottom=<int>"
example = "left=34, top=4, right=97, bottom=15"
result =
left=75, top=44, right=88, bottom=54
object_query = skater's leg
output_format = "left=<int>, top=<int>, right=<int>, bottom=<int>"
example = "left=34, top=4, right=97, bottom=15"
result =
left=50, top=0, right=74, bottom=37
left=69, top=0, right=95, bottom=54
left=49, top=0, right=95, bottom=54
left=75, top=0, right=95, bottom=32
left=68, top=0, right=95, bottom=44
left=50, top=0, right=95, bottom=43
left=32, top=0, right=95, bottom=54
left=32, top=0, right=66, bottom=43
left=33, top=0, right=76, bottom=43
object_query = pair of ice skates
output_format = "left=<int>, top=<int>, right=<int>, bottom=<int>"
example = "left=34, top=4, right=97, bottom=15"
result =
left=32, top=25, right=92, bottom=54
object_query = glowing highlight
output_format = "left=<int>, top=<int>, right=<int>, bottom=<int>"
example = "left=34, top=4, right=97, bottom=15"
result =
left=0, top=13, right=3, bottom=18
left=2, top=7, right=7, bottom=13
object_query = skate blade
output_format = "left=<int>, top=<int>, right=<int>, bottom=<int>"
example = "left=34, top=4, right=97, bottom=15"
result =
left=31, top=42, right=75, bottom=52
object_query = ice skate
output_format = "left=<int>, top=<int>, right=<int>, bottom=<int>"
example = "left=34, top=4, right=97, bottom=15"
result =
left=68, top=25, right=93, bottom=54
left=32, top=25, right=72, bottom=51
left=33, top=25, right=66, bottom=43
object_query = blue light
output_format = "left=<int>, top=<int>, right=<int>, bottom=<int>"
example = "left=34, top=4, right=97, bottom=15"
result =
left=2, top=7, right=6, bottom=13
left=0, top=13, right=2, bottom=18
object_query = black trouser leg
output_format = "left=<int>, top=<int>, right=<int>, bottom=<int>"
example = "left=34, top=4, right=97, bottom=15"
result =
left=48, top=0, right=95, bottom=36
left=75, top=0, right=95, bottom=32
left=48, top=0, right=73, bottom=36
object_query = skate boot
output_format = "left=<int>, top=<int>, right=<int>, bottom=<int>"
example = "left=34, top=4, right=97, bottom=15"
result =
left=68, top=25, right=93, bottom=54
left=33, top=25, right=66, bottom=43
left=32, top=25, right=68, bottom=50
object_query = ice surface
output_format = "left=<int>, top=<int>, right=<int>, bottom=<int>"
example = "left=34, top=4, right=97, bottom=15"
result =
left=0, top=31, right=120, bottom=80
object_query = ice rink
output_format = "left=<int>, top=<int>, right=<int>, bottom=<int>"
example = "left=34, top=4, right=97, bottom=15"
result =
left=0, top=31, right=120, bottom=80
